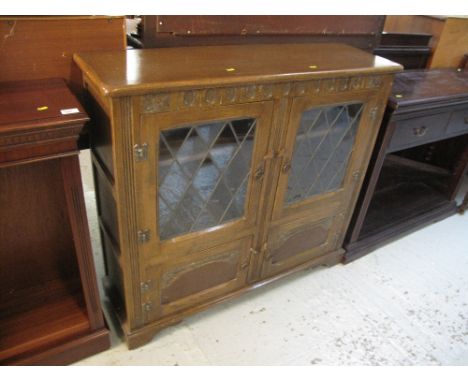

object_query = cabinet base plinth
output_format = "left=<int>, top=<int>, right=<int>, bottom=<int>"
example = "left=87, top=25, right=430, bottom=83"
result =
left=8, top=328, right=110, bottom=366
left=120, top=248, right=344, bottom=350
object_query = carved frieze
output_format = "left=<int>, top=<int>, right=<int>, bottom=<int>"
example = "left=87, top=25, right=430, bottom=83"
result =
left=143, top=93, right=171, bottom=113
left=291, top=75, right=383, bottom=97
left=140, top=75, right=384, bottom=114
left=0, top=125, right=82, bottom=147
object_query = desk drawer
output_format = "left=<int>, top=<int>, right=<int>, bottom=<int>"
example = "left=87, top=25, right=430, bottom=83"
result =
left=388, top=112, right=450, bottom=152
left=447, top=108, right=468, bottom=135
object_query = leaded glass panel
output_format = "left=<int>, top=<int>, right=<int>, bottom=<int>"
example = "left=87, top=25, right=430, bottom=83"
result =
left=158, top=118, right=256, bottom=240
left=285, top=103, right=363, bottom=205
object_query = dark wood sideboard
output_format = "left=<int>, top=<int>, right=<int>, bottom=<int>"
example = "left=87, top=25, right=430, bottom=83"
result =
left=74, top=43, right=401, bottom=349
left=344, top=69, right=468, bottom=262
left=0, top=79, right=110, bottom=365
left=132, top=16, right=385, bottom=51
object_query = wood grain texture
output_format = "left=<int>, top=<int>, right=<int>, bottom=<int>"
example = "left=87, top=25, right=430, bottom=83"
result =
left=61, top=155, right=104, bottom=330
left=156, top=16, right=384, bottom=36
left=110, top=97, right=144, bottom=330
left=387, top=69, right=468, bottom=111
left=430, top=18, right=468, bottom=69
left=125, top=247, right=344, bottom=350
left=0, top=17, right=125, bottom=97
left=74, top=43, right=401, bottom=97
left=344, top=69, right=468, bottom=262
left=0, top=79, right=109, bottom=365
left=384, top=15, right=445, bottom=49
left=139, top=16, right=385, bottom=51
left=0, top=289, right=90, bottom=364
left=384, top=16, right=468, bottom=69
left=78, top=44, right=401, bottom=348
left=9, top=328, right=110, bottom=366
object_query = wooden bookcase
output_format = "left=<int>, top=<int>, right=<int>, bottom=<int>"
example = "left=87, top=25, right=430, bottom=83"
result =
left=0, top=79, right=109, bottom=365
left=74, top=43, right=401, bottom=348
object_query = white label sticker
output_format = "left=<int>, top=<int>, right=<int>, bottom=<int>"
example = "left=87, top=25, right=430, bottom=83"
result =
left=60, top=108, right=80, bottom=115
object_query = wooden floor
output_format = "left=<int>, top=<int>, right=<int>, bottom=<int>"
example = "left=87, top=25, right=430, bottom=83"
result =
left=76, top=149, right=468, bottom=365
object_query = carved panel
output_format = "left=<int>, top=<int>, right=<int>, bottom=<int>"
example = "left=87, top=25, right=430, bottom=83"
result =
left=203, top=88, right=221, bottom=105
left=182, top=90, right=197, bottom=107
left=269, top=218, right=332, bottom=264
left=259, top=84, right=274, bottom=98
left=282, top=82, right=292, bottom=96
left=140, top=75, right=384, bottom=114
left=291, top=75, right=383, bottom=97
left=160, top=251, right=241, bottom=304
left=223, top=87, right=238, bottom=103
left=161, top=251, right=239, bottom=287
left=143, top=93, right=171, bottom=113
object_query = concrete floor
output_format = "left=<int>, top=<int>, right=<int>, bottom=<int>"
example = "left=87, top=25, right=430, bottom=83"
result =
left=75, top=149, right=468, bottom=365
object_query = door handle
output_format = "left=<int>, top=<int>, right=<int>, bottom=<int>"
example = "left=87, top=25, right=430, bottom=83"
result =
left=413, top=126, right=427, bottom=137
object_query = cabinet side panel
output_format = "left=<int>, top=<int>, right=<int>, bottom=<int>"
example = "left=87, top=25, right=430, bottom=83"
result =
left=92, top=161, right=119, bottom=248
left=111, top=97, right=143, bottom=330
left=100, top=228, right=126, bottom=320
left=90, top=99, right=114, bottom=180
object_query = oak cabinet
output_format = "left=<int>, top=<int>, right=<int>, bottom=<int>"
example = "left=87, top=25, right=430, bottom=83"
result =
left=74, top=43, right=401, bottom=348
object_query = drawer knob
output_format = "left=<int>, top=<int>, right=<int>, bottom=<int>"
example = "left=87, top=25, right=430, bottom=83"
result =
left=413, top=126, right=427, bottom=137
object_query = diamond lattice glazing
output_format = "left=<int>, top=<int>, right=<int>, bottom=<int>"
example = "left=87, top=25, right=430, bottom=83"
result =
left=285, top=103, right=363, bottom=205
left=158, top=118, right=256, bottom=240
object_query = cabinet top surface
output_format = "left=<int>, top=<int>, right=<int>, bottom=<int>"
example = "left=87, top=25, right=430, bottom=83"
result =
left=0, top=78, right=89, bottom=134
left=389, top=69, right=468, bottom=111
left=74, top=43, right=402, bottom=97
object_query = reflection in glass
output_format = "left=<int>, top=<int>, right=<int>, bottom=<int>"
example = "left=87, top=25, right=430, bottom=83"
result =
left=285, top=103, right=363, bottom=205
left=158, top=118, right=256, bottom=240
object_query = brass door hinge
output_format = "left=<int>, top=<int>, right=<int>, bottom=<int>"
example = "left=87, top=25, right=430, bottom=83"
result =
left=134, top=143, right=148, bottom=161
left=142, top=302, right=153, bottom=312
left=137, top=229, right=151, bottom=244
left=369, top=107, right=379, bottom=122
left=140, top=280, right=152, bottom=292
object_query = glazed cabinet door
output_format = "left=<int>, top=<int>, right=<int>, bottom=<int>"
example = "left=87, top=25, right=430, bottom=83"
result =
left=260, top=90, right=382, bottom=278
left=134, top=101, right=273, bottom=317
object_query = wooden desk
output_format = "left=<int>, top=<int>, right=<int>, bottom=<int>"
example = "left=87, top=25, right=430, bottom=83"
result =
left=345, top=69, right=468, bottom=262
left=0, top=79, right=109, bottom=365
